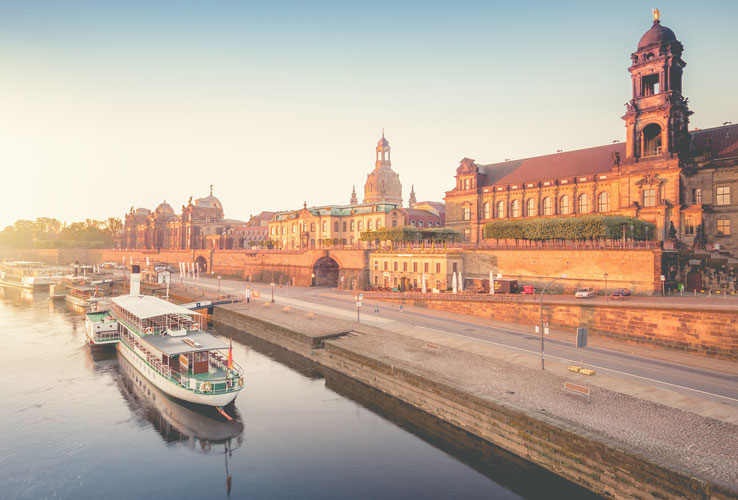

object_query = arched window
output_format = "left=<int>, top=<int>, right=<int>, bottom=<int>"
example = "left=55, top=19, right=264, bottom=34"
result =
left=376, top=219, right=382, bottom=229
left=483, top=202, right=490, bottom=219
left=542, top=197, right=552, bottom=216
left=643, top=123, right=662, bottom=157
left=358, top=220, right=363, bottom=231
left=511, top=199, right=521, bottom=218
left=418, top=221, right=424, bottom=227
left=292, top=223, right=296, bottom=233
left=342, top=222, right=347, bottom=232
left=322, top=221, right=327, bottom=232
left=464, top=179, right=470, bottom=190
left=597, top=192, right=610, bottom=212
left=366, top=219, right=372, bottom=230
left=496, top=200, right=505, bottom=218
left=392, top=219, right=397, bottom=227
left=578, top=194, right=589, bottom=213
left=310, top=223, right=316, bottom=232
left=526, top=198, right=536, bottom=217
left=411, top=220, right=416, bottom=226
left=560, top=196, right=570, bottom=215
left=334, top=221, right=339, bottom=232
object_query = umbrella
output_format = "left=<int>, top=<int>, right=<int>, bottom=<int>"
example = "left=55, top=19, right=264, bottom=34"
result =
left=452, top=272, right=458, bottom=294
left=490, top=270, right=494, bottom=295
left=458, top=272, right=463, bottom=292
left=422, top=274, right=426, bottom=293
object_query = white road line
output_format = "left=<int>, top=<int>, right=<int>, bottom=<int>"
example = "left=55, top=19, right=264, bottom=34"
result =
left=416, top=326, right=738, bottom=404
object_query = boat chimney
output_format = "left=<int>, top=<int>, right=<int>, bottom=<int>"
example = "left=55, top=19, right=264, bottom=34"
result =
left=130, top=264, right=141, bottom=296
left=74, top=261, right=79, bottom=277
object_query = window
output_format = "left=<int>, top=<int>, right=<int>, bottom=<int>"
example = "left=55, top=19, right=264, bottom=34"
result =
left=374, top=276, right=378, bottom=285
left=322, top=221, right=327, bottom=232
left=717, top=186, right=731, bottom=206
left=642, top=74, right=660, bottom=96
left=270, top=227, right=275, bottom=235
left=376, top=219, right=382, bottom=229
left=463, top=206, right=471, bottom=221
left=578, top=194, right=589, bottom=213
left=358, top=220, right=363, bottom=231
left=350, top=221, right=355, bottom=231
left=526, top=198, right=536, bottom=217
left=411, top=220, right=416, bottom=227
left=642, top=189, right=656, bottom=207
left=281, top=226, right=286, bottom=235
left=692, top=188, right=702, bottom=204
left=643, top=123, right=662, bottom=156
left=684, top=218, right=694, bottom=236
left=511, top=199, right=521, bottom=217
left=342, top=222, right=347, bottom=232
left=464, top=178, right=470, bottom=190
left=384, top=261, right=388, bottom=271
left=334, top=222, right=339, bottom=232
left=392, top=219, right=397, bottom=227
left=496, top=201, right=505, bottom=218
left=418, top=221, right=424, bottom=227
left=597, top=192, right=610, bottom=212
left=403, top=262, right=407, bottom=272
left=560, top=195, right=570, bottom=215
left=542, top=197, right=552, bottom=216
left=435, top=263, right=441, bottom=273
left=483, top=202, right=490, bottom=219
left=464, top=228, right=471, bottom=240
left=373, top=261, right=378, bottom=270
left=393, top=262, right=398, bottom=271
left=717, top=219, right=731, bottom=236
left=413, top=262, right=417, bottom=272
left=292, top=223, right=296, bottom=233
left=310, top=223, right=316, bottom=232
left=424, top=263, right=429, bottom=273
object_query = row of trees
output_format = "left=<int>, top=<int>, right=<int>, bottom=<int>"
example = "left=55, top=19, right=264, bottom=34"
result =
left=359, top=226, right=463, bottom=244
left=483, top=215, right=656, bottom=241
left=0, top=217, right=123, bottom=249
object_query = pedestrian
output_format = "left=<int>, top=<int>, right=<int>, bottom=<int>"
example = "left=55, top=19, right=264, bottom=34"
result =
left=374, top=305, right=379, bottom=314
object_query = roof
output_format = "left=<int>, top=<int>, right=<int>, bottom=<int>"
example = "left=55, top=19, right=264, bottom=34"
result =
left=480, top=142, right=625, bottom=187
left=689, top=124, right=738, bottom=160
left=638, top=20, right=677, bottom=50
left=112, top=295, right=200, bottom=319
left=141, top=331, right=228, bottom=356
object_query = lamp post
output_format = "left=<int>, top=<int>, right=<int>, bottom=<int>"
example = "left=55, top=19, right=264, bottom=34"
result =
left=218, top=275, right=222, bottom=294
left=604, top=272, right=608, bottom=301
left=271, top=266, right=275, bottom=303
left=539, top=274, right=567, bottom=370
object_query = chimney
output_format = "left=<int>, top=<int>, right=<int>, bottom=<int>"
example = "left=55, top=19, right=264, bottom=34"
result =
left=130, top=264, right=141, bottom=296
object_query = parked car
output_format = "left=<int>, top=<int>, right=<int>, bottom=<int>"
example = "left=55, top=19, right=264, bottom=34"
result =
left=574, top=287, right=595, bottom=298
left=611, top=288, right=632, bottom=299
left=521, top=285, right=536, bottom=295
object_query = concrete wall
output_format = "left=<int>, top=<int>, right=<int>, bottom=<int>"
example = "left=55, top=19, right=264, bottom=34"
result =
left=463, top=248, right=662, bottom=295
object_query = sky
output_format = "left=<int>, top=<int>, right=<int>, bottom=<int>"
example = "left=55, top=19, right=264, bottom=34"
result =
left=1, top=0, right=737, bottom=228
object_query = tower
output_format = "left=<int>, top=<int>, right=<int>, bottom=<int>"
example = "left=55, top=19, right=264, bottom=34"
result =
left=408, top=185, right=417, bottom=208
left=349, top=185, right=358, bottom=206
left=364, top=132, right=403, bottom=205
left=622, top=9, right=691, bottom=162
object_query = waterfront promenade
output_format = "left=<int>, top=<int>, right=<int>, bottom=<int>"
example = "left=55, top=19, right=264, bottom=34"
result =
left=164, top=282, right=738, bottom=499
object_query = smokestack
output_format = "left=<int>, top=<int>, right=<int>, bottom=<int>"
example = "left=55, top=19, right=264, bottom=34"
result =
left=130, top=264, right=141, bottom=296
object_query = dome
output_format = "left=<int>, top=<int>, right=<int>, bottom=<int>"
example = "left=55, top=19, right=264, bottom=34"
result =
left=195, top=195, right=223, bottom=210
left=364, top=167, right=402, bottom=205
left=377, top=136, right=389, bottom=147
left=155, top=201, right=174, bottom=215
left=638, top=20, right=677, bottom=50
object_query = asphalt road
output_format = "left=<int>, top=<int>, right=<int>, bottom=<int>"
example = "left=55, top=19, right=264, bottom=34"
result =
left=177, top=273, right=738, bottom=407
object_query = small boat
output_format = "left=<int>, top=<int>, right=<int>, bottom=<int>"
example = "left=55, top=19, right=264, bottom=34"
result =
left=0, top=261, right=63, bottom=291
left=86, top=265, right=244, bottom=408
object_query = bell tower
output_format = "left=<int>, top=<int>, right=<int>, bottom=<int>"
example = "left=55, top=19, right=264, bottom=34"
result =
left=375, top=129, right=391, bottom=168
left=622, top=9, right=691, bottom=162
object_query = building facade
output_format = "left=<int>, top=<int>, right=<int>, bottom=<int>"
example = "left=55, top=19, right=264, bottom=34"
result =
left=445, top=12, right=738, bottom=252
left=268, top=135, right=444, bottom=249
left=369, top=251, right=463, bottom=291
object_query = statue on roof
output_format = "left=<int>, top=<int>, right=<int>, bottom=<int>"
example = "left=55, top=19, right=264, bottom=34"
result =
left=652, top=8, right=660, bottom=22
left=210, top=184, right=213, bottom=196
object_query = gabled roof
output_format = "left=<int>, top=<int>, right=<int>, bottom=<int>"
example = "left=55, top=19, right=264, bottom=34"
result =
left=689, top=124, right=738, bottom=160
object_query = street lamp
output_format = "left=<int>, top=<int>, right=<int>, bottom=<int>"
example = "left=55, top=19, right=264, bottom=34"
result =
left=604, top=272, right=608, bottom=301
left=218, top=275, right=222, bottom=294
left=539, top=274, right=567, bottom=370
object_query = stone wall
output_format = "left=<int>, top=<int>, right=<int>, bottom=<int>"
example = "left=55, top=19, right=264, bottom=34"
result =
left=375, top=296, right=738, bottom=360
left=462, top=248, right=662, bottom=295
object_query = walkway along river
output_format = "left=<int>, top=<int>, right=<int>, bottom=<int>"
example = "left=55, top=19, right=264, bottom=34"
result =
left=0, top=286, right=600, bottom=500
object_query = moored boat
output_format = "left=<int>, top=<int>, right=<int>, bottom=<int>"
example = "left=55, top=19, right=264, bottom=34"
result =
left=85, top=265, right=244, bottom=408
left=0, top=261, right=63, bottom=291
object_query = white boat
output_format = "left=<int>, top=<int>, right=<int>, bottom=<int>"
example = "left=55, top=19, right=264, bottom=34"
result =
left=85, top=266, right=244, bottom=408
left=0, top=261, right=63, bottom=291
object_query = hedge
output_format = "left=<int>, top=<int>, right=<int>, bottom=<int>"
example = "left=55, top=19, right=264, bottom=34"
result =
left=483, top=216, right=655, bottom=241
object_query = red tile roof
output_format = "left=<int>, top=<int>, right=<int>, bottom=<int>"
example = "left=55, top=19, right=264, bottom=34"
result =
left=481, top=143, right=625, bottom=187
left=689, top=124, right=738, bottom=160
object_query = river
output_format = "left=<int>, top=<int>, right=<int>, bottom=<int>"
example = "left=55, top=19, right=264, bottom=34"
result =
left=0, top=288, right=601, bottom=499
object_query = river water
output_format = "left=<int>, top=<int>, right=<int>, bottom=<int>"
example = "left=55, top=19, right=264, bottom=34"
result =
left=0, top=288, right=601, bottom=500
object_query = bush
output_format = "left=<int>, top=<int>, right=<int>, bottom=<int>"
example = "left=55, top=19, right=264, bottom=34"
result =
left=483, top=216, right=655, bottom=241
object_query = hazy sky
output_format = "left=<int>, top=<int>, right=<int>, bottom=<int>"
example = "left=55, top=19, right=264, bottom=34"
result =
left=1, top=1, right=737, bottom=228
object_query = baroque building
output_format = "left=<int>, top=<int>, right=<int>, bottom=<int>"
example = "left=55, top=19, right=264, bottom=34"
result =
left=445, top=11, right=738, bottom=252
left=123, top=187, right=252, bottom=250
left=269, top=134, right=443, bottom=249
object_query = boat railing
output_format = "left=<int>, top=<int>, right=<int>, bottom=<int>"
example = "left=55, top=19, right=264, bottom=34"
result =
left=93, top=331, right=120, bottom=343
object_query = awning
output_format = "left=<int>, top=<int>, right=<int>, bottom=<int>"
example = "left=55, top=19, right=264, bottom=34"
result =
left=142, top=331, right=228, bottom=356
left=112, top=295, right=200, bottom=319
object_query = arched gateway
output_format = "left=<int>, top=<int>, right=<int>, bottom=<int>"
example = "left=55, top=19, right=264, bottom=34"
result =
left=195, top=255, right=208, bottom=273
left=312, top=257, right=339, bottom=287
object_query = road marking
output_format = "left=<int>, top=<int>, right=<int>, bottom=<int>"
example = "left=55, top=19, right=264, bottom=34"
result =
left=416, top=326, right=738, bottom=404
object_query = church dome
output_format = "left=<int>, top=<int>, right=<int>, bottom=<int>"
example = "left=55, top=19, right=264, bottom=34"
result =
left=637, top=20, right=677, bottom=50
left=364, top=168, right=402, bottom=205
left=155, top=201, right=174, bottom=215
left=195, top=195, right=223, bottom=210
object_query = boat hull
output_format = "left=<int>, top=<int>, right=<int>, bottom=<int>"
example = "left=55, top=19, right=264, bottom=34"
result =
left=117, top=337, right=240, bottom=408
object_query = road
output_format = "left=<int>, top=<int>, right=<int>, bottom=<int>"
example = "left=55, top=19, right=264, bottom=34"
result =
left=175, top=273, right=738, bottom=407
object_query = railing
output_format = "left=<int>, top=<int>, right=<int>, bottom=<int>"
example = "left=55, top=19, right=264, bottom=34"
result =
left=93, top=331, right=120, bottom=343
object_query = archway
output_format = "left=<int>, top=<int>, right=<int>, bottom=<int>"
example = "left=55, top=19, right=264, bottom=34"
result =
left=195, top=255, right=208, bottom=273
left=312, top=257, right=339, bottom=287
left=685, top=270, right=702, bottom=291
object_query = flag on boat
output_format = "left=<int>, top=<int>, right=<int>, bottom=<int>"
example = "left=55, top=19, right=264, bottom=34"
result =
left=227, top=339, right=233, bottom=370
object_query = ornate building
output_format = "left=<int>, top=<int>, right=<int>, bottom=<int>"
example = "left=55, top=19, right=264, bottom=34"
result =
left=123, top=187, right=251, bottom=250
left=445, top=11, right=738, bottom=252
left=269, top=134, right=443, bottom=249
